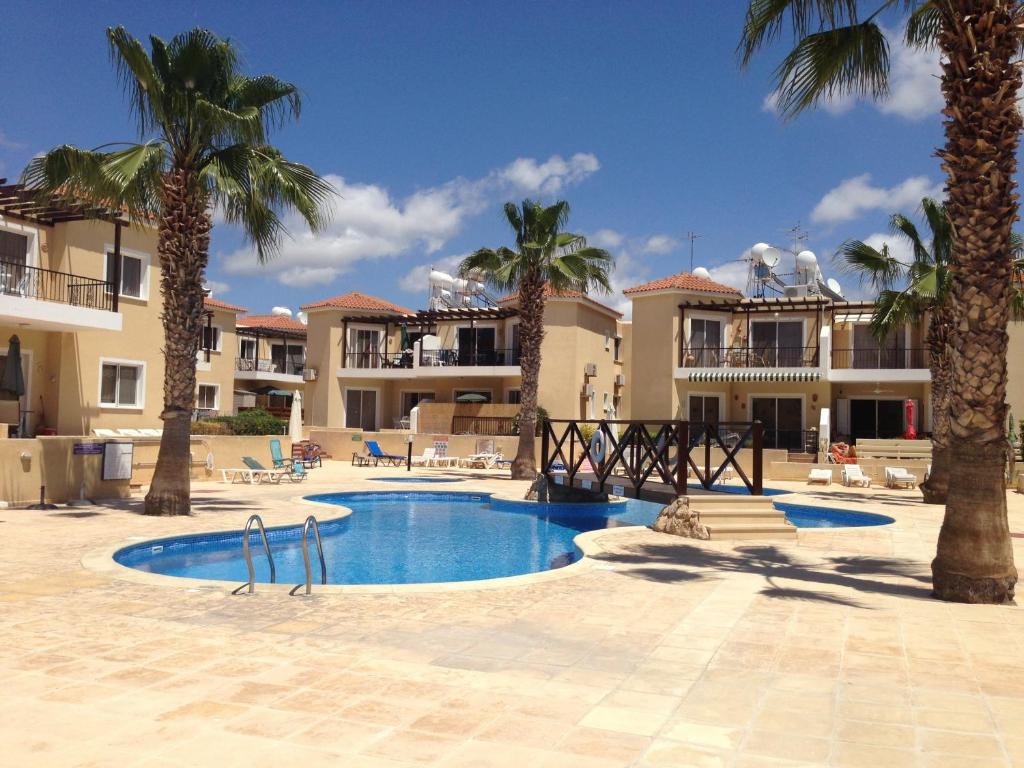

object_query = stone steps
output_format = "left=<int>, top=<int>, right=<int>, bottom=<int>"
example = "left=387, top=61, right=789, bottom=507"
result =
left=703, top=522, right=798, bottom=541
left=689, top=495, right=796, bottom=541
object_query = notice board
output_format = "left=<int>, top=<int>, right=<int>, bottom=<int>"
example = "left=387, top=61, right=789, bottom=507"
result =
left=102, top=442, right=134, bottom=481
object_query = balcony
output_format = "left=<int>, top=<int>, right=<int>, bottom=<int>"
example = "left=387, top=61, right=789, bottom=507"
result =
left=676, top=346, right=823, bottom=382
left=234, top=357, right=305, bottom=384
left=0, top=258, right=122, bottom=332
left=339, top=346, right=522, bottom=379
left=829, top=347, right=929, bottom=383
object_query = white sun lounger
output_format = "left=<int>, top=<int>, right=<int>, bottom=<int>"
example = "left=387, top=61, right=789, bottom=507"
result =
left=117, top=428, right=144, bottom=437
left=461, top=452, right=503, bottom=469
left=842, top=464, right=872, bottom=487
left=808, top=468, right=833, bottom=485
left=92, top=428, right=119, bottom=437
left=885, top=467, right=917, bottom=489
left=410, top=447, right=436, bottom=467
left=139, top=428, right=163, bottom=437
left=220, top=467, right=285, bottom=485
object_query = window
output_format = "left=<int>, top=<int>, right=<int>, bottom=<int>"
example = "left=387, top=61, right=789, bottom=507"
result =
left=196, top=384, right=219, bottom=411
left=349, top=328, right=381, bottom=368
left=751, top=321, right=804, bottom=367
left=100, top=360, right=144, bottom=408
left=613, top=336, right=622, bottom=361
left=751, top=396, right=803, bottom=450
left=689, top=318, right=722, bottom=366
left=345, top=389, right=378, bottom=430
left=506, top=389, right=521, bottom=405
left=688, top=395, right=721, bottom=424
left=853, top=325, right=905, bottom=368
left=105, top=250, right=147, bottom=299
left=239, top=338, right=257, bottom=360
left=0, top=230, right=28, bottom=266
left=202, top=325, right=221, bottom=352
left=271, top=343, right=305, bottom=376
left=401, top=391, right=435, bottom=416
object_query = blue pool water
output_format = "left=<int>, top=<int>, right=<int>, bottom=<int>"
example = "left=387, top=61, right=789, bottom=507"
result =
left=114, top=491, right=894, bottom=585
left=777, top=503, right=894, bottom=529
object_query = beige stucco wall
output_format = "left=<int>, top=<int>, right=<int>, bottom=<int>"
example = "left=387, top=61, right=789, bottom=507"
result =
left=197, top=308, right=240, bottom=416
left=629, top=292, right=682, bottom=420
left=615, top=320, right=631, bottom=420
left=1008, top=320, right=1024, bottom=433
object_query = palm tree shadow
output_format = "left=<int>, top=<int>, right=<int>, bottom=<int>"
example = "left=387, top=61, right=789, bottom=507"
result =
left=593, top=541, right=932, bottom=604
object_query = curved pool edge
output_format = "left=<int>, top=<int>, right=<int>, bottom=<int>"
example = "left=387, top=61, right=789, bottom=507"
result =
left=82, top=492, right=651, bottom=595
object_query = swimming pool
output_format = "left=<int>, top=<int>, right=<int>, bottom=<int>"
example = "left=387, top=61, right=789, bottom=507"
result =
left=113, top=491, right=894, bottom=586
left=368, top=477, right=464, bottom=484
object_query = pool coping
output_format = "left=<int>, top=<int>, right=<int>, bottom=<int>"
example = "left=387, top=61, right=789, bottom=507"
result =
left=81, top=491, right=647, bottom=595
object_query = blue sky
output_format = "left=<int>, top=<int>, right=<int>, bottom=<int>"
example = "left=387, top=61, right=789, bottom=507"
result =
left=1, top=1, right=949, bottom=315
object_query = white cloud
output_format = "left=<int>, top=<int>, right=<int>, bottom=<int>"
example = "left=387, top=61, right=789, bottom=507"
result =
left=810, top=173, right=943, bottom=225
left=0, top=129, right=24, bottom=150
left=499, top=153, right=600, bottom=195
left=591, top=228, right=624, bottom=249
left=706, top=258, right=751, bottom=291
left=762, top=27, right=942, bottom=121
left=642, top=235, right=678, bottom=255
left=220, top=153, right=600, bottom=287
left=203, top=279, right=231, bottom=296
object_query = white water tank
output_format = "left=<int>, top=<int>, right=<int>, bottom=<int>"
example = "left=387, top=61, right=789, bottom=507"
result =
left=692, top=266, right=711, bottom=279
left=271, top=306, right=293, bottom=317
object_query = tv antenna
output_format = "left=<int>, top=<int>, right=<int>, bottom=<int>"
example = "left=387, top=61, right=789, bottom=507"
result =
left=785, top=222, right=809, bottom=249
left=685, top=231, right=702, bottom=271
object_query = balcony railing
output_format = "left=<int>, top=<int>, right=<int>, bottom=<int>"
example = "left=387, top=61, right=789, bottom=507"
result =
left=831, top=348, right=927, bottom=370
left=0, top=258, right=115, bottom=312
left=452, top=414, right=518, bottom=436
left=343, top=348, right=521, bottom=369
left=681, top=346, right=820, bottom=368
left=235, top=357, right=304, bottom=376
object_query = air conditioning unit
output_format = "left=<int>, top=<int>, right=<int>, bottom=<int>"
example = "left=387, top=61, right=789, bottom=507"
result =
left=582, top=383, right=595, bottom=397
left=615, top=373, right=626, bottom=387
left=302, top=368, right=318, bottom=381
left=584, top=362, right=597, bottom=377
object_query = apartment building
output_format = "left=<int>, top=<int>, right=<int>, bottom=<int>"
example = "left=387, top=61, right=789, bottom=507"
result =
left=624, top=269, right=958, bottom=453
left=232, top=313, right=307, bottom=418
left=0, top=181, right=251, bottom=436
left=301, top=288, right=626, bottom=430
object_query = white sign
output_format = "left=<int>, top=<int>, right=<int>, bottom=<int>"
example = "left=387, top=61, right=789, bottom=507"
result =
left=581, top=479, right=592, bottom=490
left=102, top=442, right=134, bottom=481
left=612, top=485, right=625, bottom=496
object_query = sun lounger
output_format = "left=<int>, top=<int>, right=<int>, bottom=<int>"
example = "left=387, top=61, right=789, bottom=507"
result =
left=461, top=452, right=503, bottom=469
left=93, top=428, right=119, bottom=437
left=365, top=440, right=405, bottom=466
left=808, top=468, right=833, bottom=485
left=885, top=467, right=917, bottom=489
left=269, top=438, right=288, bottom=469
left=139, top=428, right=163, bottom=437
left=411, top=447, right=436, bottom=467
left=221, top=458, right=284, bottom=485
left=842, top=464, right=872, bottom=487
left=244, top=455, right=305, bottom=483
left=429, top=453, right=459, bottom=468
left=116, top=428, right=143, bottom=437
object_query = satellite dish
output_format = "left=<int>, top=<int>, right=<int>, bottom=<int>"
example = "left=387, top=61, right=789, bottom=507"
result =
left=761, top=247, right=781, bottom=268
left=693, top=266, right=711, bottom=279
left=827, top=278, right=844, bottom=297
left=750, top=243, right=770, bottom=262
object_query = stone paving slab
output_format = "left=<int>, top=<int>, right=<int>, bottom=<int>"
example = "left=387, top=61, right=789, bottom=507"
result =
left=1, top=463, right=1023, bottom=766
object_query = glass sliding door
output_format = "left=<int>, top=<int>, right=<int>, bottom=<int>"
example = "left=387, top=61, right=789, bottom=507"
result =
left=751, top=321, right=804, bottom=367
left=751, top=396, right=803, bottom=450
left=345, top=389, right=377, bottom=430
left=689, top=319, right=722, bottom=366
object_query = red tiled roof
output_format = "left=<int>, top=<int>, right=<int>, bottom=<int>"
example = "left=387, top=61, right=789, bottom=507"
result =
left=204, top=296, right=248, bottom=313
left=498, top=286, right=623, bottom=318
left=622, top=271, right=742, bottom=296
left=300, top=291, right=415, bottom=314
left=236, top=314, right=308, bottom=333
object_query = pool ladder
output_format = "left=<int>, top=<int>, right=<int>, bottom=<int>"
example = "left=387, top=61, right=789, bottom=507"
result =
left=241, top=514, right=326, bottom=595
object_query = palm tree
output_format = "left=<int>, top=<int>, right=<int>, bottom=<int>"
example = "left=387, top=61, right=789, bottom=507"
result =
left=741, top=1, right=1022, bottom=603
left=839, top=198, right=954, bottom=504
left=840, top=201, right=1024, bottom=505
left=459, top=200, right=613, bottom=480
left=22, top=28, right=332, bottom=516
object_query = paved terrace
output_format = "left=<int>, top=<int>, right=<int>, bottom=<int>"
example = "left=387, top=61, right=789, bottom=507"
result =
left=2, top=463, right=1024, bottom=767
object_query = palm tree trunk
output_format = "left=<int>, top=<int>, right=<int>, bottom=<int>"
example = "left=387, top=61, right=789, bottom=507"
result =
left=921, top=306, right=953, bottom=504
left=931, top=0, right=1020, bottom=602
left=144, top=168, right=211, bottom=516
left=512, top=273, right=545, bottom=480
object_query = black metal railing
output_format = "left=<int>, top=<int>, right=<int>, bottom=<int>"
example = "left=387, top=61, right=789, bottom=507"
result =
left=343, top=351, right=414, bottom=369
left=420, top=347, right=521, bottom=367
left=681, top=346, right=819, bottom=368
left=831, top=348, right=927, bottom=369
left=235, top=357, right=304, bottom=376
left=541, top=419, right=763, bottom=497
left=452, top=414, right=518, bottom=436
left=0, top=258, right=115, bottom=311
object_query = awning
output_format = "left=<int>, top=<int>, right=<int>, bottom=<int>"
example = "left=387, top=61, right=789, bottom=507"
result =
left=256, top=387, right=295, bottom=397
left=835, top=313, right=874, bottom=323
left=686, top=370, right=822, bottom=383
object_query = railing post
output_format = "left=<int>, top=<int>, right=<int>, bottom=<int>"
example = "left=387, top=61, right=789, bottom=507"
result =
left=541, top=419, right=550, bottom=476
left=111, top=221, right=122, bottom=313
left=752, top=420, right=764, bottom=496
left=703, top=423, right=712, bottom=488
left=676, top=421, right=688, bottom=495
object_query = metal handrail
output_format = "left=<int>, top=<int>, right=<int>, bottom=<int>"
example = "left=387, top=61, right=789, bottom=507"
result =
left=301, top=515, right=327, bottom=595
left=242, top=514, right=276, bottom=593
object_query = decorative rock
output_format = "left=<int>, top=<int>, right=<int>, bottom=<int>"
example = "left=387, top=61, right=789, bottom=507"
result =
left=652, top=496, right=710, bottom=540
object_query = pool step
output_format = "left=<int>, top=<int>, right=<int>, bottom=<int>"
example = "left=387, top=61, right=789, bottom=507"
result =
left=688, top=497, right=797, bottom=541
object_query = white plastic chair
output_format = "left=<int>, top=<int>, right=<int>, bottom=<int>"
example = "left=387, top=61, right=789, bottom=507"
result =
left=842, top=464, right=871, bottom=487
left=807, top=468, right=833, bottom=485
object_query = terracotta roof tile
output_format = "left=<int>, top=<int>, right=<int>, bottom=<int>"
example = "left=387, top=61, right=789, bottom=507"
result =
left=498, top=286, right=623, bottom=317
left=300, top=291, right=415, bottom=314
left=622, top=271, right=742, bottom=296
left=204, top=296, right=248, bottom=313
left=236, top=314, right=308, bottom=333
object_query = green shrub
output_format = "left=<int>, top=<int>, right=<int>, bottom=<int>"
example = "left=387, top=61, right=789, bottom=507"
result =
left=512, top=405, right=550, bottom=436
left=191, top=419, right=232, bottom=435
left=223, top=408, right=286, bottom=436
left=578, top=423, right=596, bottom=442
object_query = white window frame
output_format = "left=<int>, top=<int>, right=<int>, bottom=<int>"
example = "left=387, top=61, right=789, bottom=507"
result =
left=202, top=324, right=223, bottom=353
left=347, top=324, right=384, bottom=368
left=98, top=357, right=146, bottom=410
left=399, top=390, right=435, bottom=416
left=104, top=244, right=151, bottom=302
left=745, top=393, right=806, bottom=431
left=750, top=318, right=807, bottom=353
left=687, top=312, right=730, bottom=349
left=0, top=219, right=40, bottom=267
left=196, top=383, right=220, bottom=411
left=687, top=391, right=726, bottom=422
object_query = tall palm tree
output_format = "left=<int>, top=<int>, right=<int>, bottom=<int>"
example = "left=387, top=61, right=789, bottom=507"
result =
left=22, top=28, right=332, bottom=516
left=741, top=1, right=1022, bottom=603
left=459, top=200, right=613, bottom=480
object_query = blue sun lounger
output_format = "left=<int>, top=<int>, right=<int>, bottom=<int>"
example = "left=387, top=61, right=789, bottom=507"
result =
left=364, top=440, right=405, bottom=466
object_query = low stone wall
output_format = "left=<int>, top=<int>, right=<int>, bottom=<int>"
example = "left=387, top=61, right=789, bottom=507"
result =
left=414, top=403, right=520, bottom=435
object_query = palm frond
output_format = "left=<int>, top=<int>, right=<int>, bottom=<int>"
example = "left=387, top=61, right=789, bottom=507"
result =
left=773, top=21, right=890, bottom=118
left=837, top=238, right=905, bottom=291
left=107, top=26, right=166, bottom=137
left=920, top=196, right=951, bottom=266
left=889, top=213, right=930, bottom=264
left=905, top=1, right=942, bottom=49
left=228, top=75, right=301, bottom=130
left=739, top=0, right=863, bottom=67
